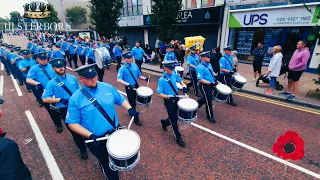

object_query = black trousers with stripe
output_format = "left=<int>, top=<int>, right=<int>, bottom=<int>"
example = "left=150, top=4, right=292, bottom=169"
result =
left=197, top=83, right=214, bottom=119
left=161, top=99, right=182, bottom=140
left=187, top=70, right=199, bottom=95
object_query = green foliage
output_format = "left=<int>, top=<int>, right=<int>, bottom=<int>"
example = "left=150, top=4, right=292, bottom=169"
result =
left=89, top=0, right=123, bottom=39
left=66, top=6, right=87, bottom=25
left=151, top=0, right=182, bottom=41
left=9, top=11, right=21, bottom=25
left=37, top=8, right=60, bottom=23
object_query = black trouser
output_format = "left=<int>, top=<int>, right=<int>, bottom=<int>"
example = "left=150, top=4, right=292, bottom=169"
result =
left=88, top=58, right=94, bottom=65
left=95, top=65, right=104, bottom=82
left=1, top=57, right=11, bottom=75
left=86, top=135, right=119, bottom=180
left=125, top=86, right=139, bottom=121
left=218, top=74, right=234, bottom=104
left=65, top=51, right=70, bottom=63
left=43, top=103, right=62, bottom=128
left=135, top=60, right=143, bottom=74
left=197, top=84, right=214, bottom=119
left=187, top=70, right=199, bottom=95
left=8, top=63, right=17, bottom=79
left=60, top=107, right=87, bottom=154
left=28, top=84, right=42, bottom=103
left=69, top=54, right=78, bottom=69
left=161, top=99, right=181, bottom=140
left=13, top=65, right=24, bottom=85
left=116, top=56, right=121, bottom=71
left=159, top=54, right=164, bottom=68
left=79, top=55, right=85, bottom=66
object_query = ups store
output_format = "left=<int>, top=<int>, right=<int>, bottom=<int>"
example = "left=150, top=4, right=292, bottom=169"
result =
left=143, top=6, right=224, bottom=51
left=228, top=3, right=320, bottom=73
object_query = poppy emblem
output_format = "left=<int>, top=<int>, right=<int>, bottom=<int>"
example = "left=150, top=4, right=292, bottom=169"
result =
left=272, top=131, right=304, bottom=160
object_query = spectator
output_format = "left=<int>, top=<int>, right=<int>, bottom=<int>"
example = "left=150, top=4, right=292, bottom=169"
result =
left=231, top=50, right=239, bottom=72
left=251, top=41, right=267, bottom=81
left=265, top=45, right=283, bottom=95
left=155, top=37, right=160, bottom=49
left=210, top=47, right=222, bottom=74
left=159, top=41, right=167, bottom=69
left=280, top=40, right=310, bottom=101
left=174, top=41, right=185, bottom=65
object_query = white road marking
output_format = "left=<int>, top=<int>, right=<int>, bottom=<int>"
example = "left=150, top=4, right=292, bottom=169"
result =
left=190, top=122, right=320, bottom=179
left=0, top=63, right=3, bottom=71
left=25, top=110, right=64, bottom=180
left=0, top=75, right=3, bottom=95
left=10, top=75, right=22, bottom=96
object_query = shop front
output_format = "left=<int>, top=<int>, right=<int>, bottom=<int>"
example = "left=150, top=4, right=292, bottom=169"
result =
left=118, top=15, right=145, bottom=46
left=143, top=6, right=224, bottom=51
left=228, top=3, right=320, bottom=73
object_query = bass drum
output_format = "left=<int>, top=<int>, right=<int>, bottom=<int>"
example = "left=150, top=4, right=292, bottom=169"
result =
left=94, top=47, right=111, bottom=69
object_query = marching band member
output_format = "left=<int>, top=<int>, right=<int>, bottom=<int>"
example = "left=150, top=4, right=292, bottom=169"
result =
left=42, top=59, right=88, bottom=159
left=5, top=45, right=18, bottom=79
left=38, top=42, right=46, bottom=53
left=62, top=39, right=70, bottom=63
left=10, top=47, right=25, bottom=86
left=46, top=44, right=53, bottom=61
left=117, top=52, right=150, bottom=126
left=67, top=40, right=78, bottom=69
left=30, top=40, right=39, bottom=55
left=186, top=45, right=201, bottom=97
left=196, top=51, right=217, bottom=123
left=0, top=43, right=11, bottom=75
left=18, top=50, right=35, bottom=93
left=164, top=44, right=177, bottom=62
left=85, top=43, right=94, bottom=65
left=26, top=37, right=33, bottom=50
left=157, top=60, right=187, bottom=147
left=52, top=44, right=65, bottom=60
left=113, top=43, right=123, bottom=71
left=77, top=41, right=86, bottom=66
left=219, top=46, right=237, bottom=106
left=66, top=64, right=139, bottom=180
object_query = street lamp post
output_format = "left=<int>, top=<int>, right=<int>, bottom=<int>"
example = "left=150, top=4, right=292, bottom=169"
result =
left=60, top=0, right=69, bottom=36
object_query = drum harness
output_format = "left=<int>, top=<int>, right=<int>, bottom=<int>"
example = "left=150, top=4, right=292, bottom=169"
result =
left=223, top=55, right=236, bottom=73
left=125, top=66, right=139, bottom=89
left=164, top=75, right=179, bottom=103
left=40, top=66, right=60, bottom=112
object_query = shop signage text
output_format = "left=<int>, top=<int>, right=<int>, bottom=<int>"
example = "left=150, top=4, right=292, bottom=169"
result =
left=243, top=14, right=268, bottom=25
left=119, top=16, right=143, bottom=27
left=1, top=22, right=72, bottom=31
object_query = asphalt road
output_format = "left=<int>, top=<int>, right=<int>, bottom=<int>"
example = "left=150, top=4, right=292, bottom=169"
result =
left=0, top=35, right=319, bottom=180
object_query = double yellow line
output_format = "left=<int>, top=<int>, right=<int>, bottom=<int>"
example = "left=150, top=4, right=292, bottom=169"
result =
left=141, top=68, right=320, bottom=115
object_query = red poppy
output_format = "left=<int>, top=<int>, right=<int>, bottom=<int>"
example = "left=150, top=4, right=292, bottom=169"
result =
left=272, top=131, right=304, bottom=160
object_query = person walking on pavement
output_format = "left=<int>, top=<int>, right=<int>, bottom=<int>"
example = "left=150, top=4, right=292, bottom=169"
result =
left=265, top=46, right=283, bottom=95
left=42, top=59, right=88, bottom=159
left=251, top=41, right=267, bottom=81
left=131, top=41, right=151, bottom=73
left=117, top=52, right=150, bottom=126
left=66, top=64, right=139, bottom=180
left=186, top=45, right=201, bottom=96
left=196, top=51, right=217, bottom=123
left=26, top=52, right=62, bottom=132
left=280, top=40, right=310, bottom=101
left=158, top=60, right=188, bottom=147
left=219, top=46, right=237, bottom=106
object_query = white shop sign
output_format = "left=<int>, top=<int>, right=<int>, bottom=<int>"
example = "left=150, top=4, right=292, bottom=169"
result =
left=119, top=16, right=143, bottom=27
left=309, top=39, right=320, bottom=69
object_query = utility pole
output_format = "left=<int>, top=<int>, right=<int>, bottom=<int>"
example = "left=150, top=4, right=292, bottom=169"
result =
left=60, top=0, right=69, bottom=36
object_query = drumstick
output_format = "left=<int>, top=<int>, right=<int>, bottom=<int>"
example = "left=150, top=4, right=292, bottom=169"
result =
left=85, top=136, right=109, bottom=143
left=128, top=116, right=135, bottom=129
left=184, top=93, right=189, bottom=99
left=147, top=76, right=150, bottom=86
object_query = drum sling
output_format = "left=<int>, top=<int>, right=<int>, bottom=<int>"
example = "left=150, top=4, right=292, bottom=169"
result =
left=126, top=66, right=139, bottom=87
left=164, top=75, right=178, bottom=96
left=81, top=88, right=116, bottom=129
left=202, top=64, right=214, bottom=80
left=223, top=56, right=236, bottom=73
left=40, top=66, right=52, bottom=81
left=55, top=78, right=72, bottom=96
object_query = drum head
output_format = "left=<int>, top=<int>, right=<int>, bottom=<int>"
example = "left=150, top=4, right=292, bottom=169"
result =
left=178, top=98, right=198, bottom=110
left=175, top=66, right=184, bottom=71
left=234, top=75, right=247, bottom=83
left=216, top=84, right=232, bottom=95
left=107, top=129, right=140, bottom=159
left=136, top=86, right=153, bottom=97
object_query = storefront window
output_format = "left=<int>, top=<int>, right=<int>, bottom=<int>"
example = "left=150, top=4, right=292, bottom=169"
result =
left=186, top=0, right=197, bottom=9
left=121, top=0, right=143, bottom=17
left=201, top=0, right=215, bottom=7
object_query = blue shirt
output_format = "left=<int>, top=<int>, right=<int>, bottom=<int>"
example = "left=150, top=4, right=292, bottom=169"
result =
left=164, top=51, right=176, bottom=61
left=131, top=47, right=145, bottom=60
left=31, top=44, right=38, bottom=53
left=84, top=47, right=92, bottom=58
left=39, top=47, right=46, bottom=53
left=77, top=46, right=84, bottom=56
left=11, top=53, right=24, bottom=66
left=117, top=63, right=141, bottom=86
left=42, top=74, right=80, bottom=108
left=5, top=52, right=13, bottom=62
left=219, top=54, right=233, bottom=74
left=19, top=58, right=37, bottom=77
left=68, top=44, right=77, bottom=54
left=187, top=53, right=200, bottom=70
left=27, top=42, right=33, bottom=50
left=87, top=49, right=95, bottom=60
left=81, top=42, right=86, bottom=47
left=114, top=46, right=122, bottom=57
left=0, top=48, right=5, bottom=56
left=66, top=82, right=126, bottom=136
left=52, top=49, right=65, bottom=59
left=196, top=62, right=215, bottom=83
left=47, top=50, right=53, bottom=60
left=27, top=64, right=57, bottom=88
left=62, top=42, right=68, bottom=51
left=157, top=72, right=181, bottom=96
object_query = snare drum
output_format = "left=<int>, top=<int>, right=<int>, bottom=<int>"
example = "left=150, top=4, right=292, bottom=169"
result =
left=213, top=84, right=232, bottom=102
left=177, top=98, right=198, bottom=123
left=231, top=75, right=247, bottom=90
left=175, top=66, right=184, bottom=78
left=107, top=129, right=140, bottom=171
left=136, top=86, right=153, bottom=106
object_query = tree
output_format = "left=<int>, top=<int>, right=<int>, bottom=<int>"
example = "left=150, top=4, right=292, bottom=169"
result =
left=9, top=11, right=21, bottom=25
left=151, top=0, right=182, bottom=41
left=66, top=6, right=87, bottom=25
left=38, top=8, right=60, bottom=24
left=89, top=0, right=123, bottom=39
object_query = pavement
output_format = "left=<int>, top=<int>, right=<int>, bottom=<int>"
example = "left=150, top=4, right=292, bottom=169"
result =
left=0, top=35, right=320, bottom=180
left=140, top=61, right=320, bottom=109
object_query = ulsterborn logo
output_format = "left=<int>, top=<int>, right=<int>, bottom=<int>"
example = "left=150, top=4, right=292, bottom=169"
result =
left=23, top=2, right=53, bottom=19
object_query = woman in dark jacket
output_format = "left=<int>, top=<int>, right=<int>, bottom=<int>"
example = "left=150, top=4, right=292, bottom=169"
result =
left=210, top=47, right=222, bottom=74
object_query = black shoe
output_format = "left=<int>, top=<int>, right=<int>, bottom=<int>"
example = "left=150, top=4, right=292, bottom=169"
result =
left=56, top=126, right=63, bottom=133
left=229, top=102, right=237, bottom=107
left=81, top=152, right=88, bottom=160
left=161, top=120, right=167, bottom=131
left=207, top=117, right=217, bottom=123
left=176, top=138, right=185, bottom=147
left=134, top=119, right=143, bottom=126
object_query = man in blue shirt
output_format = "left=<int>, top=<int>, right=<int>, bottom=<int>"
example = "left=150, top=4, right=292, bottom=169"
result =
left=157, top=60, right=187, bottom=147
left=46, top=44, right=53, bottom=61
left=113, top=43, right=123, bottom=71
left=26, top=52, right=62, bottom=132
left=68, top=40, right=78, bottom=69
left=85, top=43, right=94, bottom=64
left=30, top=40, right=39, bottom=55
left=77, top=41, right=85, bottom=65
left=117, top=52, right=150, bottom=126
left=66, top=64, right=139, bottom=180
left=51, top=44, right=65, bottom=60
left=62, top=39, right=70, bottom=61
left=186, top=45, right=200, bottom=96
left=18, top=50, right=36, bottom=93
left=38, top=42, right=46, bottom=53
left=42, top=59, right=88, bottom=159
left=196, top=51, right=217, bottom=123
left=26, top=37, right=33, bottom=50
left=131, top=41, right=150, bottom=73
left=219, top=46, right=237, bottom=106
left=0, top=43, right=11, bottom=75
left=164, top=44, right=177, bottom=62
left=5, top=45, right=18, bottom=79
left=159, top=41, right=167, bottom=69
left=10, top=47, right=25, bottom=86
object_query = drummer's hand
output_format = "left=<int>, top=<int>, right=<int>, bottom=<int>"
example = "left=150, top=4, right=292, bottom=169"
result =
left=169, top=95, right=179, bottom=101
left=211, top=82, right=217, bottom=87
left=145, top=77, right=150, bottom=82
left=182, top=87, right=188, bottom=94
left=229, top=71, right=235, bottom=75
left=128, top=108, right=139, bottom=118
left=89, top=134, right=98, bottom=146
left=125, top=84, right=134, bottom=89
